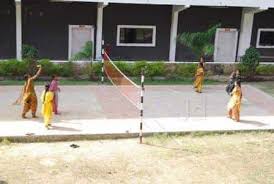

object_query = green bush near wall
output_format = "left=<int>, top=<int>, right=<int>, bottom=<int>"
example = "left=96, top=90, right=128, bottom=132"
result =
left=176, top=63, right=197, bottom=78
left=256, top=65, right=274, bottom=76
left=0, top=59, right=274, bottom=80
left=0, top=59, right=28, bottom=76
left=114, top=61, right=132, bottom=76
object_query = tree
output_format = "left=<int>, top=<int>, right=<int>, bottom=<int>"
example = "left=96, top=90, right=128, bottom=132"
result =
left=22, top=44, right=39, bottom=75
left=239, top=46, right=260, bottom=79
left=177, top=23, right=221, bottom=60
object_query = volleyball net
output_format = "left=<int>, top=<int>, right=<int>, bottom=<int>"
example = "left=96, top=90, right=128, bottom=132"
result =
left=102, top=51, right=143, bottom=110
left=102, top=50, right=145, bottom=143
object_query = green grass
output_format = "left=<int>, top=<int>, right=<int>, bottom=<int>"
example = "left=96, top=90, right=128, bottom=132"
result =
left=0, top=78, right=222, bottom=86
left=0, top=80, right=103, bottom=86
left=141, top=79, right=222, bottom=85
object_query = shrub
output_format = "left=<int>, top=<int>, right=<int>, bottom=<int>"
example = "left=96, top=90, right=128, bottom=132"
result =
left=240, top=47, right=260, bottom=77
left=115, top=61, right=133, bottom=76
left=0, top=59, right=28, bottom=76
left=176, top=63, right=197, bottom=78
left=237, top=63, right=249, bottom=77
left=146, top=62, right=165, bottom=78
left=22, top=44, right=38, bottom=60
left=38, top=59, right=57, bottom=76
left=256, top=65, right=274, bottom=76
left=90, top=62, right=103, bottom=80
left=164, top=64, right=178, bottom=79
left=59, top=62, right=74, bottom=77
left=132, top=61, right=147, bottom=76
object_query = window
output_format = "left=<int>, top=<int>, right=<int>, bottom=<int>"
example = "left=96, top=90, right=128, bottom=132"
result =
left=117, top=25, right=156, bottom=47
left=256, top=29, right=274, bottom=48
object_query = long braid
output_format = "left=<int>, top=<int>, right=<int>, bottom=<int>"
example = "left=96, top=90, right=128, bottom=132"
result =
left=43, top=84, right=50, bottom=103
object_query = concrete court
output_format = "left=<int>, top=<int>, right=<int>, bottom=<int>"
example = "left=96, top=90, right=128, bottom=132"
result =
left=0, top=84, right=274, bottom=138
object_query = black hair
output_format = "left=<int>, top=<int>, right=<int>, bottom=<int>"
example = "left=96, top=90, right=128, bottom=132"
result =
left=24, top=74, right=29, bottom=81
left=230, top=72, right=236, bottom=79
left=236, top=80, right=241, bottom=87
left=43, top=83, right=50, bottom=103
left=45, top=83, right=50, bottom=92
left=199, top=62, right=204, bottom=69
left=51, top=74, right=56, bottom=80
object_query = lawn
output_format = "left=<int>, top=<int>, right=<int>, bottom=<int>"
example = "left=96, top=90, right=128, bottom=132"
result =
left=0, top=132, right=273, bottom=184
left=0, top=78, right=222, bottom=86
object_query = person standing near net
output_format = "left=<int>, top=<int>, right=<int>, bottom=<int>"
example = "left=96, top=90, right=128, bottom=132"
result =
left=41, top=84, right=54, bottom=129
left=227, top=80, right=242, bottom=122
left=226, top=70, right=241, bottom=95
left=19, top=65, right=42, bottom=119
left=194, top=57, right=205, bottom=93
left=49, top=75, right=61, bottom=115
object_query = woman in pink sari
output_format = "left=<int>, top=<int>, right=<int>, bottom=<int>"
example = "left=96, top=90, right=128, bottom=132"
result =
left=49, top=75, right=61, bottom=115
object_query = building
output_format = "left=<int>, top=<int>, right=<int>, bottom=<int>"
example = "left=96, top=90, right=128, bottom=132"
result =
left=1, top=0, right=274, bottom=62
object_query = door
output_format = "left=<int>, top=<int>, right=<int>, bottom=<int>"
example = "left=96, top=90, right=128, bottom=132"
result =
left=214, top=28, right=238, bottom=62
left=69, top=25, right=94, bottom=60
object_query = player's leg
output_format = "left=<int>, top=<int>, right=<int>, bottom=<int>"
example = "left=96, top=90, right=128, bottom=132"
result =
left=31, top=95, right=38, bottom=118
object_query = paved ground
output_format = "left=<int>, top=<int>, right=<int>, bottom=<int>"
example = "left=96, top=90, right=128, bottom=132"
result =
left=0, top=85, right=273, bottom=139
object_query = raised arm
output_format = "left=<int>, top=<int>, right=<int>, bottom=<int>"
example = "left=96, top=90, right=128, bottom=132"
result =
left=31, top=65, right=42, bottom=80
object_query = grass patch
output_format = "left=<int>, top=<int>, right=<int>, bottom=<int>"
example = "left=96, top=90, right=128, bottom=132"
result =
left=141, top=79, right=221, bottom=85
left=0, top=78, right=222, bottom=86
left=0, top=80, right=107, bottom=86
left=0, top=138, right=11, bottom=146
left=144, top=130, right=274, bottom=146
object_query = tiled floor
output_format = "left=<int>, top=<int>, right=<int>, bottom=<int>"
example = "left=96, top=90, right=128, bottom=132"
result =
left=0, top=84, right=273, bottom=138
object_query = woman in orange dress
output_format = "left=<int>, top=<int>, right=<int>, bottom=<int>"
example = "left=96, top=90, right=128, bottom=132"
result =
left=194, top=62, right=205, bottom=93
left=227, top=81, right=242, bottom=122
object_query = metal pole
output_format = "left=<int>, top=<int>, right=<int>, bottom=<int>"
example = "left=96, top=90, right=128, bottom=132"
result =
left=101, top=49, right=104, bottom=84
left=139, top=70, right=145, bottom=144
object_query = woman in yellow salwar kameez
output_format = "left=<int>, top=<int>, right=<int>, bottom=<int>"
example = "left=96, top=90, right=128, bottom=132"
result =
left=227, top=81, right=242, bottom=122
left=194, top=62, right=205, bottom=93
left=41, top=84, right=54, bottom=129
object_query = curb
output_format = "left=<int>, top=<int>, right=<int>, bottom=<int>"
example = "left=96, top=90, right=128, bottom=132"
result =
left=0, top=129, right=273, bottom=143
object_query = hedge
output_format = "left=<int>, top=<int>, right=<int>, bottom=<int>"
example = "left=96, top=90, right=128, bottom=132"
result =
left=256, top=65, right=274, bottom=76
left=0, top=59, right=274, bottom=80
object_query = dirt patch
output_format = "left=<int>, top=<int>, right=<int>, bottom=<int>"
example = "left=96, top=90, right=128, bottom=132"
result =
left=0, top=132, right=273, bottom=184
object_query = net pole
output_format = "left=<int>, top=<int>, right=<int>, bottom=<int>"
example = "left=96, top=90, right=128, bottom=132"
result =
left=101, top=49, right=105, bottom=84
left=139, top=70, right=145, bottom=144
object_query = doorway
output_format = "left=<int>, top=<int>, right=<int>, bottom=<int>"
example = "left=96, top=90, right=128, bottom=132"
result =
left=68, top=25, right=94, bottom=61
left=214, top=28, right=238, bottom=62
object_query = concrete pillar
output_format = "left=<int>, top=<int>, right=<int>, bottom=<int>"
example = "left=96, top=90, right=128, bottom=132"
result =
left=237, top=7, right=267, bottom=59
left=96, top=2, right=108, bottom=60
left=15, top=0, right=22, bottom=60
left=169, top=5, right=189, bottom=62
